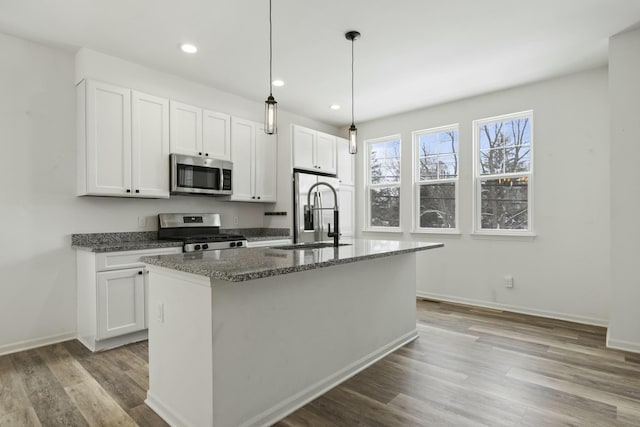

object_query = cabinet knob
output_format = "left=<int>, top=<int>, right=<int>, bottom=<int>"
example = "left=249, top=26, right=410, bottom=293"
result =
left=126, top=189, right=131, bottom=193
left=252, top=196, right=256, bottom=199
left=138, top=271, right=143, bottom=275
left=205, top=153, right=209, bottom=156
left=199, top=152, right=202, bottom=156
left=135, top=189, right=140, bottom=193
left=257, top=196, right=261, bottom=200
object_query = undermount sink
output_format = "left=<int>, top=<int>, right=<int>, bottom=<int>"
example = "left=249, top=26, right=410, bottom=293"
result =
left=270, top=242, right=351, bottom=250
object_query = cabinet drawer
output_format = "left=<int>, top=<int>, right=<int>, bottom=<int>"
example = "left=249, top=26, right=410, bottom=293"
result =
left=96, top=247, right=182, bottom=272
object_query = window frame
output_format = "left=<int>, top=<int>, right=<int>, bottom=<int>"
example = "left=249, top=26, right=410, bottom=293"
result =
left=472, top=110, right=535, bottom=236
left=412, top=124, right=460, bottom=234
left=364, top=134, right=402, bottom=232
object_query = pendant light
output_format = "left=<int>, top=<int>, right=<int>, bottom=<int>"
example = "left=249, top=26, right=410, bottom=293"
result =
left=345, top=31, right=360, bottom=154
left=264, top=0, right=277, bottom=134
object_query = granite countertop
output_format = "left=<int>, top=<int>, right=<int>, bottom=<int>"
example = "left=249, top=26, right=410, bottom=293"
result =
left=71, top=229, right=291, bottom=252
left=142, top=239, right=444, bottom=282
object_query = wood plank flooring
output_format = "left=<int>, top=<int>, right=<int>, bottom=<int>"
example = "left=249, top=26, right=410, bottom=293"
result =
left=1, top=300, right=640, bottom=426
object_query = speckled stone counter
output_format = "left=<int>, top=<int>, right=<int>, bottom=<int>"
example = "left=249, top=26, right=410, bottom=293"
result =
left=142, top=239, right=443, bottom=282
left=71, top=229, right=291, bottom=252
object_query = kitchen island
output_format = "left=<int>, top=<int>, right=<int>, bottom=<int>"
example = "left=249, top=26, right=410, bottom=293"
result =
left=142, top=238, right=443, bottom=427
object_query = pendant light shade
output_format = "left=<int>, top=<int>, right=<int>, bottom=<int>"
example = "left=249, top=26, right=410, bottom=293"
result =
left=345, top=31, right=360, bottom=154
left=264, top=0, right=277, bottom=134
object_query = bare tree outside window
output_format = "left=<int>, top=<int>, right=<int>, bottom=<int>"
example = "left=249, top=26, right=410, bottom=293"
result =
left=474, top=112, right=533, bottom=232
left=414, top=127, right=458, bottom=229
left=368, top=138, right=401, bottom=227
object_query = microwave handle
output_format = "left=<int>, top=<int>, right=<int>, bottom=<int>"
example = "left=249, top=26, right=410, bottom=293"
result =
left=220, top=168, right=225, bottom=191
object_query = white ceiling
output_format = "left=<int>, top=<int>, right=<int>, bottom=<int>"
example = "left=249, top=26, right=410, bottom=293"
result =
left=1, top=0, right=640, bottom=126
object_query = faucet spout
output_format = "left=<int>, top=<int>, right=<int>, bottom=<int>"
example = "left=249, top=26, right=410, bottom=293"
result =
left=306, top=182, right=340, bottom=247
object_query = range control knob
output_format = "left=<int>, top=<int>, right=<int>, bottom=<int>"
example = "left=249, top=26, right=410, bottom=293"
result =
left=236, top=241, right=243, bottom=247
left=230, top=242, right=237, bottom=248
left=194, top=244, right=201, bottom=251
left=202, top=244, right=209, bottom=250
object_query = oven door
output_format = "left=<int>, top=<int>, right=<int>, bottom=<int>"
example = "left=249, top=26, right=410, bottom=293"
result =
left=171, top=154, right=233, bottom=195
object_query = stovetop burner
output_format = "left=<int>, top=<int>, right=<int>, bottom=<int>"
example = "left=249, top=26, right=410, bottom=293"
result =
left=157, top=213, right=248, bottom=252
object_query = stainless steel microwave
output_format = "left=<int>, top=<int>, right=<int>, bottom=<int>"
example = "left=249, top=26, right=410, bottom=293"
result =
left=170, top=154, right=233, bottom=196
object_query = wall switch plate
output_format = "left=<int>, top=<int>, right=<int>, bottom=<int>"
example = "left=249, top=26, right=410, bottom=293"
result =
left=233, top=216, right=239, bottom=226
left=138, top=216, right=146, bottom=227
left=504, top=275, right=514, bottom=288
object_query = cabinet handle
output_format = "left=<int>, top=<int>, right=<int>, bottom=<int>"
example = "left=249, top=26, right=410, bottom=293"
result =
left=126, top=189, right=131, bottom=193
left=135, top=189, right=140, bottom=193
left=138, top=271, right=143, bottom=275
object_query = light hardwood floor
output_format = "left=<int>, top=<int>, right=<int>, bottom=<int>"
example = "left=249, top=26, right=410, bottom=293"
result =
left=2, top=300, right=640, bottom=426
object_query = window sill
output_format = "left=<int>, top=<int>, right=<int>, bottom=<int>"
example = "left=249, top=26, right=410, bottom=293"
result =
left=362, top=228, right=403, bottom=234
left=470, top=231, right=536, bottom=240
left=411, top=229, right=461, bottom=236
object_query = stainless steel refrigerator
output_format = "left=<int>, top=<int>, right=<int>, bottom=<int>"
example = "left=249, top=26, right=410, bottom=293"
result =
left=293, top=170, right=340, bottom=244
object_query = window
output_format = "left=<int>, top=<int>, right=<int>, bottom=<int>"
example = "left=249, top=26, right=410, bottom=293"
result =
left=413, top=125, right=459, bottom=232
left=366, top=136, right=401, bottom=230
left=473, top=111, right=533, bottom=234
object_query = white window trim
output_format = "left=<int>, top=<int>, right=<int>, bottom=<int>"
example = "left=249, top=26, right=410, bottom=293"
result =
left=411, top=124, right=460, bottom=234
left=472, top=110, right=534, bottom=236
left=363, top=134, right=402, bottom=232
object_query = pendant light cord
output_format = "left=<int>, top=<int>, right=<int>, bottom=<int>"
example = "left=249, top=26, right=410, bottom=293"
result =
left=269, top=0, right=273, bottom=97
left=351, top=37, right=355, bottom=126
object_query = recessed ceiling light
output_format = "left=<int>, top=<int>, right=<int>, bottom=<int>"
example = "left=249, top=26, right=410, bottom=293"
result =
left=330, top=104, right=341, bottom=110
left=272, top=80, right=284, bottom=87
left=180, top=43, right=198, bottom=54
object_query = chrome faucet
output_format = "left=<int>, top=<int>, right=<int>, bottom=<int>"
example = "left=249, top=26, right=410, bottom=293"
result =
left=305, top=182, right=340, bottom=247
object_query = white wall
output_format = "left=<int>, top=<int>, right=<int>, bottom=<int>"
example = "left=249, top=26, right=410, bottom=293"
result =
left=0, top=33, right=336, bottom=353
left=608, top=27, right=640, bottom=352
left=356, top=68, right=610, bottom=325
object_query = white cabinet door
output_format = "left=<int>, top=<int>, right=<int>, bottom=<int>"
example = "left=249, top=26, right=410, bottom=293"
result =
left=230, top=118, right=255, bottom=201
left=170, top=101, right=202, bottom=156
left=337, top=137, right=355, bottom=186
left=255, top=125, right=277, bottom=202
left=96, top=268, right=145, bottom=340
left=132, top=91, right=170, bottom=198
left=316, top=131, right=337, bottom=174
left=85, top=80, right=132, bottom=196
left=292, top=125, right=316, bottom=171
left=338, top=185, right=355, bottom=237
left=203, top=110, right=231, bottom=160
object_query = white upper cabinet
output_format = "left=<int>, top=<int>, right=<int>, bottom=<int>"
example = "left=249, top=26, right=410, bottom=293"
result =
left=292, top=125, right=337, bottom=175
left=78, top=80, right=170, bottom=198
left=203, top=110, right=231, bottom=161
left=169, top=101, right=202, bottom=156
left=316, top=131, right=337, bottom=173
left=336, top=137, right=355, bottom=186
left=82, top=80, right=132, bottom=196
left=230, top=118, right=277, bottom=203
left=169, top=102, right=231, bottom=161
left=132, top=91, right=170, bottom=198
left=255, top=124, right=277, bottom=203
left=230, top=118, right=255, bottom=201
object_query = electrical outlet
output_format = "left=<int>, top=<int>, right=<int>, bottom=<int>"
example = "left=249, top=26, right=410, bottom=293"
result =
left=233, top=216, right=239, bottom=226
left=138, top=216, right=146, bottom=227
left=504, top=275, right=514, bottom=288
left=157, top=303, right=164, bottom=323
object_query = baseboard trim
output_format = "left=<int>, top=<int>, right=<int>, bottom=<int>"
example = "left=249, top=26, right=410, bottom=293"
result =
left=241, top=329, right=419, bottom=427
left=606, top=330, right=640, bottom=354
left=417, top=291, right=608, bottom=327
left=0, top=332, right=76, bottom=356
left=145, top=392, right=193, bottom=427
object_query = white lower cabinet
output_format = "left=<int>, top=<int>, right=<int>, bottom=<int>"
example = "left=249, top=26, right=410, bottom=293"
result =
left=96, top=268, right=145, bottom=340
left=76, top=247, right=182, bottom=351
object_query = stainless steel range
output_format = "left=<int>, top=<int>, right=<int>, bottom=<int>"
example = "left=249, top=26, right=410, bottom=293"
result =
left=158, top=213, right=247, bottom=252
